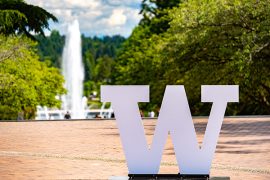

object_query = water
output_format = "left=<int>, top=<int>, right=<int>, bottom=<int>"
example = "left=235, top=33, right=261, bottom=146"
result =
left=62, top=19, right=85, bottom=119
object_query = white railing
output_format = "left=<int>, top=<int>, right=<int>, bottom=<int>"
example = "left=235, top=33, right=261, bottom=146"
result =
left=35, top=108, right=114, bottom=120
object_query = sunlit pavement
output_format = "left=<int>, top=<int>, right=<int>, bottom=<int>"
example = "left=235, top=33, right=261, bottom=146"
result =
left=0, top=117, right=269, bottom=179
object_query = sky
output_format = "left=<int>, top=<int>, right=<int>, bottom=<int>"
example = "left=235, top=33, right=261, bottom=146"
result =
left=26, top=0, right=142, bottom=37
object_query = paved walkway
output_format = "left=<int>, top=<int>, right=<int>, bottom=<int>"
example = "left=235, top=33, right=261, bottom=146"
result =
left=0, top=117, right=269, bottom=179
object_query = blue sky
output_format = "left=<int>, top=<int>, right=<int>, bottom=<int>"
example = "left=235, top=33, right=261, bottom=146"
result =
left=26, top=0, right=142, bottom=37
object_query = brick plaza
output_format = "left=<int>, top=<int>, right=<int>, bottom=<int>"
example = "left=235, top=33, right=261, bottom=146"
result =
left=0, top=117, right=269, bottom=179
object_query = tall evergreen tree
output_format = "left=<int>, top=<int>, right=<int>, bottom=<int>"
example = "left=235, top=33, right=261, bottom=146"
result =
left=140, top=0, right=182, bottom=34
left=0, top=0, right=57, bottom=39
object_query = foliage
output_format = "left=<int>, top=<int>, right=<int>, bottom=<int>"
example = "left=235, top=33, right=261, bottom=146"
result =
left=114, top=0, right=270, bottom=115
left=140, top=0, right=182, bottom=34
left=113, top=26, right=165, bottom=111
left=0, top=105, right=18, bottom=120
left=82, top=35, right=125, bottom=97
left=0, top=35, right=66, bottom=119
left=82, top=35, right=125, bottom=83
left=36, top=32, right=126, bottom=97
left=0, top=0, right=57, bottom=38
left=93, top=55, right=114, bottom=82
left=35, top=30, right=65, bottom=67
left=163, top=0, right=270, bottom=115
left=113, top=0, right=181, bottom=111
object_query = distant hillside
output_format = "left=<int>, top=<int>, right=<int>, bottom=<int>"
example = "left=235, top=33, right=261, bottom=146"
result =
left=35, top=30, right=126, bottom=97
left=36, top=30, right=65, bottom=68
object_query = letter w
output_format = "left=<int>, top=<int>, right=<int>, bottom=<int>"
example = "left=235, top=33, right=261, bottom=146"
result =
left=101, top=85, right=238, bottom=175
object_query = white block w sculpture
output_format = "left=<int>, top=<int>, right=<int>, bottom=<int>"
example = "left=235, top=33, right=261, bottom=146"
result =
left=101, top=85, right=238, bottom=178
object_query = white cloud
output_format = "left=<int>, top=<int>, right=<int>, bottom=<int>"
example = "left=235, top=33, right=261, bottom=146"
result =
left=108, top=9, right=127, bottom=26
left=26, top=0, right=142, bottom=37
left=66, top=0, right=100, bottom=9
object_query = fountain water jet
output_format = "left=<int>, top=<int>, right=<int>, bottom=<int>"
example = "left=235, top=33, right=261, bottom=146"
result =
left=62, top=19, right=84, bottom=119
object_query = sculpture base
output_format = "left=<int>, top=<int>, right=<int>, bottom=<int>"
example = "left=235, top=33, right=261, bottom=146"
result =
left=109, top=174, right=230, bottom=180
left=130, top=174, right=208, bottom=179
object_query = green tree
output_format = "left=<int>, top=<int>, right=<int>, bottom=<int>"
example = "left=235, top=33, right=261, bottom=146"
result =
left=160, top=0, right=270, bottom=115
left=140, top=0, right=182, bottom=34
left=83, top=50, right=95, bottom=82
left=0, top=0, right=66, bottom=120
left=0, top=0, right=57, bottom=38
left=0, top=35, right=66, bottom=119
left=114, top=0, right=182, bottom=85
left=114, top=0, right=270, bottom=115
left=36, top=30, right=65, bottom=68
left=80, top=35, right=125, bottom=97
left=36, top=33, right=126, bottom=99
left=113, top=0, right=181, bottom=111
left=94, top=55, right=114, bottom=83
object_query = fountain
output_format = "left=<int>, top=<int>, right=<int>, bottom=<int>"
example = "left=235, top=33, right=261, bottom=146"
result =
left=62, top=19, right=85, bottom=119
left=35, top=20, right=114, bottom=120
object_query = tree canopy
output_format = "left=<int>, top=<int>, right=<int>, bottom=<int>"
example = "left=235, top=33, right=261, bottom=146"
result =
left=0, top=35, right=66, bottom=119
left=35, top=30, right=65, bottom=67
left=140, top=0, right=182, bottom=34
left=0, top=0, right=65, bottom=120
left=164, top=0, right=270, bottom=114
left=113, top=0, right=181, bottom=112
left=114, top=0, right=270, bottom=115
left=0, top=0, right=57, bottom=39
left=36, top=32, right=126, bottom=98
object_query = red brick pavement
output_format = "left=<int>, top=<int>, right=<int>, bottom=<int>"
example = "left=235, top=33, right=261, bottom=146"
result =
left=0, top=117, right=269, bottom=179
